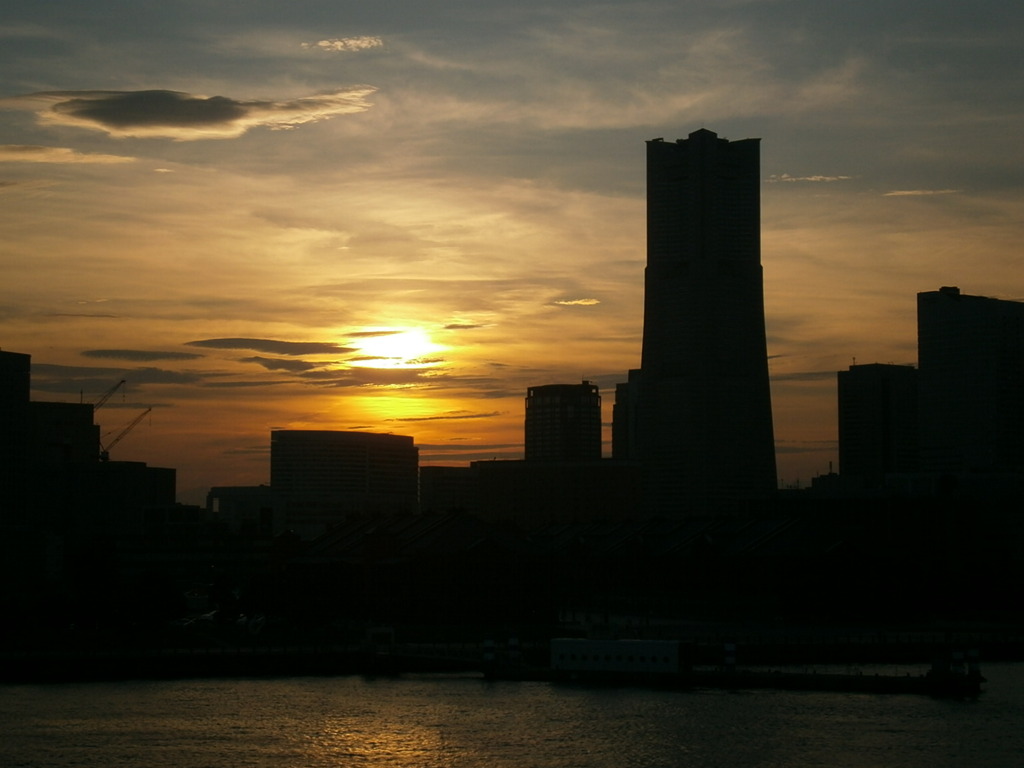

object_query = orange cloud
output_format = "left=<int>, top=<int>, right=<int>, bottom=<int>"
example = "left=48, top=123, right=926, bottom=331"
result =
left=554, top=298, right=601, bottom=306
left=0, top=144, right=133, bottom=163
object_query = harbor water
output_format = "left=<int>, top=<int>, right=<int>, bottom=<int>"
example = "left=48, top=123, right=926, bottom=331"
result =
left=3, top=663, right=1022, bottom=767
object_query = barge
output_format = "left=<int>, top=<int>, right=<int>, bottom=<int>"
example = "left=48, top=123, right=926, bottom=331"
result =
left=486, top=638, right=984, bottom=697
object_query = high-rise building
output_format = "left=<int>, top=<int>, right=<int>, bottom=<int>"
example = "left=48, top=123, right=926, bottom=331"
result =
left=270, top=430, right=419, bottom=538
left=837, top=363, right=918, bottom=484
left=524, top=382, right=602, bottom=462
left=637, top=129, right=776, bottom=511
left=611, top=369, right=641, bottom=460
left=1, top=350, right=32, bottom=472
left=917, top=286, right=1024, bottom=474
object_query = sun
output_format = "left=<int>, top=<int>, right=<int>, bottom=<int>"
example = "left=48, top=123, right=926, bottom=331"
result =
left=347, top=327, right=445, bottom=369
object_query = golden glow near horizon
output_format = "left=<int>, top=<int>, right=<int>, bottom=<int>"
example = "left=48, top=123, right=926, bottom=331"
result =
left=2, top=2, right=1022, bottom=502
left=347, top=328, right=446, bottom=369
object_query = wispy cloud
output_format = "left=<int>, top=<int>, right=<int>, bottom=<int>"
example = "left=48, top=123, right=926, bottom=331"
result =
left=301, top=36, right=383, bottom=53
left=775, top=439, right=838, bottom=455
left=0, top=144, right=134, bottom=163
left=30, top=363, right=204, bottom=392
left=187, top=338, right=353, bottom=355
left=386, top=410, right=502, bottom=422
left=48, top=312, right=120, bottom=318
left=82, top=349, right=203, bottom=361
left=240, top=356, right=321, bottom=372
left=883, top=189, right=959, bottom=197
left=347, top=329, right=403, bottom=339
left=2, top=88, right=376, bottom=140
left=304, top=366, right=442, bottom=387
left=771, top=370, right=838, bottom=382
left=767, top=174, right=854, bottom=183
left=554, top=298, right=600, bottom=306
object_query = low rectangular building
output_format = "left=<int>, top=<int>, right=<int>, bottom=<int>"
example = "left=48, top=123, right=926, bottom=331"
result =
left=271, top=430, right=419, bottom=538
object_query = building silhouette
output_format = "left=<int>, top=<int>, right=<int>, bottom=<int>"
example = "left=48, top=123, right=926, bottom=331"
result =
left=468, top=458, right=641, bottom=530
left=2, top=349, right=98, bottom=473
left=270, top=429, right=419, bottom=538
left=917, top=286, right=1024, bottom=474
left=837, top=363, right=918, bottom=486
left=636, top=129, right=777, bottom=511
left=418, top=465, right=475, bottom=514
left=524, top=381, right=602, bottom=462
left=206, top=485, right=275, bottom=537
left=1, top=349, right=175, bottom=537
left=1, top=350, right=32, bottom=473
left=611, top=369, right=641, bottom=460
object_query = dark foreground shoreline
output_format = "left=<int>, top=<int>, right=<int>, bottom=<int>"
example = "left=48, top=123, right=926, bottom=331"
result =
left=3, top=627, right=1018, bottom=695
left=0, top=647, right=986, bottom=697
left=0, top=644, right=380, bottom=684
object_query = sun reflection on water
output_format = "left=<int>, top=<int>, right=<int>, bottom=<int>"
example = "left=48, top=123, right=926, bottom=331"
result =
left=309, top=717, right=456, bottom=767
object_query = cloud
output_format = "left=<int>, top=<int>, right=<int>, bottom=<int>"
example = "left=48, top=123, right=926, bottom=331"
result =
left=0, top=144, right=134, bottom=164
left=346, top=329, right=403, bottom=338
left=554, top=298, right=601, bottom=306
left=883, top=189, right=960, bottom=197
left=240, top=356, right=320, bottom=372
left=29, top=363, right=204, bottom=393
left=223, top=445, right=270, bottom=456
left=775, top=440, right=839, bottom=455
left=301, top=366, right=445, bottom=388
left=82, top=349, right=204, bottom=361
left=186, top=338, right=354, bottom=355
left=301, top=36, right=383, bottom=53
left=386, top=410, right=503, bottom=422
left=3, top=88, right=376, bottom=140
left=444, top=323, right=484, bottom=330
left=771, top=370, right=838, bottom=382
left=202, top=379, right=294, bottom=389
left=767, top=174, right=854, bottom=183
left=49, top=312, right=120, bottom=318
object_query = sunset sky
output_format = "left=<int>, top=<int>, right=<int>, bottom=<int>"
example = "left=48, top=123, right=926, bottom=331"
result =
left=2, top=1, right=1021, bottom=503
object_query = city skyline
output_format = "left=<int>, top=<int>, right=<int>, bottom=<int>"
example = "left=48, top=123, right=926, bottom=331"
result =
left=2, top=2, right=1022, bottom=503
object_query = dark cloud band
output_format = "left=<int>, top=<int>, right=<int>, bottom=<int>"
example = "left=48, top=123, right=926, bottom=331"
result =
left=187, top=338, right=353, bottom=355
left=83, top=349, right=203, bottom=361
left=3, top=87, right=376, bottom=140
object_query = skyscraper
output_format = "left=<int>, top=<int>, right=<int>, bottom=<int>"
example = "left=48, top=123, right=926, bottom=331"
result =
left=637, top=129, right=776, bottom=511
left=917, top=286, right=1024, bottom=474
left=837, top=362, right=918, bottom=484
left=524, top=381, right=602, bottom=462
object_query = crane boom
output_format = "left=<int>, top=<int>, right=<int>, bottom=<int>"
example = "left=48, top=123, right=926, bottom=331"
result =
left=99, top=407, right=152, bottom=461
left=93, top=379, right=126, bottom=410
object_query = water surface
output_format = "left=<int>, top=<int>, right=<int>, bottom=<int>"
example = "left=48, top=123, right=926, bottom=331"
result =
left=3, top=664, right=1021, bottom=767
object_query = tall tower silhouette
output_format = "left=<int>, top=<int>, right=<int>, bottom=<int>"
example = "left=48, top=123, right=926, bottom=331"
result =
left=638, top=129, right=776, bottom=511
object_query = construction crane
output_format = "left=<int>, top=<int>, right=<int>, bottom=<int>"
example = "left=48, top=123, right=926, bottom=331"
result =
left=92, top=379, right=126, bottom=410
left=99, top=407, right=152, bottom=462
